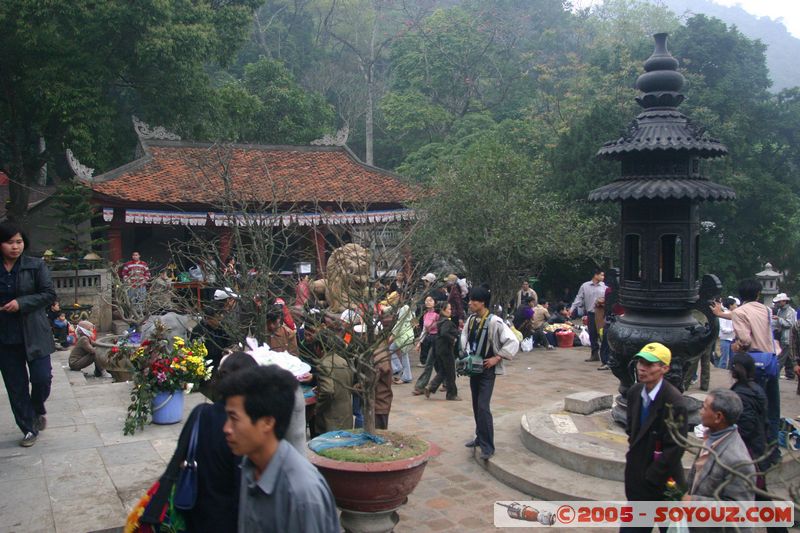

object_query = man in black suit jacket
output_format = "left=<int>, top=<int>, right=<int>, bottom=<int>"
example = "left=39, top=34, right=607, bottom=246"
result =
left=622, top=342, right=688, bottom=533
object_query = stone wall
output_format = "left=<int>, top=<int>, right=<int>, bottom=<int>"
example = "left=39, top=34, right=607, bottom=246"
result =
left=50, top=268, right=112, bottom=332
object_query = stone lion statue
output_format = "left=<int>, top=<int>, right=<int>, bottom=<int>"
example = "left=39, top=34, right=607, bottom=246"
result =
left=310, top=243, right=372, bottom=313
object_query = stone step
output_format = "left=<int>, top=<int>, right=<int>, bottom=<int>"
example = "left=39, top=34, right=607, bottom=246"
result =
left=521, top=402, right=630, bottom=482
left=479, top=412, right=626, bottom=501
left=493, top=407, right=798, bottom=499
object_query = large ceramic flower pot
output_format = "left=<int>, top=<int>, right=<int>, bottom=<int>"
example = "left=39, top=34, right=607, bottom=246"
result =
left=309, top=440, right=440, bottom=533
left=95, top=334, right=134, bottom=382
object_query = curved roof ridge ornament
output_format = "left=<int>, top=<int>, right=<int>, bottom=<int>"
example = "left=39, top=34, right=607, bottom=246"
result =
left=65, top=148, right=95, bottom=183
left=310, top=124, right=349, bottom=146
left=132, top=115, right=181, bottom=141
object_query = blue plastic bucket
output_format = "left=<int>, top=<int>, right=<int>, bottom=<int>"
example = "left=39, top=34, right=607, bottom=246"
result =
left=151, top=390, right=184, bottom=425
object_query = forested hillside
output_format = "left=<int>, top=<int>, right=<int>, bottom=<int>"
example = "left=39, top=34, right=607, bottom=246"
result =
left=3, top=0, right=800, bottom=295
left=655, top=0, right=800, bottom=91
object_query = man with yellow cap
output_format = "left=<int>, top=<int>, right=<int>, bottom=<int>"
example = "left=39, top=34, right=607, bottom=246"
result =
left=622, top=343, right=688, bottom=532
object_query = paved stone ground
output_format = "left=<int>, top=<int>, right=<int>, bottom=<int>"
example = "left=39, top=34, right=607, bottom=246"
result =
left=1, top=345, right=798, bottom=532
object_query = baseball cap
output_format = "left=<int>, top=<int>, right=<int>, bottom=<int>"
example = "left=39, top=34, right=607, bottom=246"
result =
left=213, top=287, right=239, bottom=301
left=421, top=273, right=436, bottom=284
left=634, top=342, right=671, bottom=365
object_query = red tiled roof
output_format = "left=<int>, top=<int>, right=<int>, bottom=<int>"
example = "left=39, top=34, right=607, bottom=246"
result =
left=91, top=141, right=416, bottom=206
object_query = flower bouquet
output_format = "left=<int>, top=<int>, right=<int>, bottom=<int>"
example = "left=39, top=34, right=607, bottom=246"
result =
left=123, top=322, right=210, bottom=435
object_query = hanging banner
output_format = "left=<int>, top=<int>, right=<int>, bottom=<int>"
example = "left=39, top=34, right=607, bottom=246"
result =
left=124, top=208, right=414, bottom=227
left=124, top=209, right=208, bottom=226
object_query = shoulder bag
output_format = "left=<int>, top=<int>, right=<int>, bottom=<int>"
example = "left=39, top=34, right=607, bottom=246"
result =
left=173, top=408, right=201, bottom=510
left=748, top=309, right=779, bottom=380
left=140, top=405, right=205, bottom=528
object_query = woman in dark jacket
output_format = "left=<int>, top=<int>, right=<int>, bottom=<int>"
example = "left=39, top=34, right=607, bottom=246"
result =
left=730, top=353, right=770, bottom=478
left=425, top=302, right=461, bottom=401
left=143, top=351, right=257, bottom=533
left=0, top=222, right=56, bottom=447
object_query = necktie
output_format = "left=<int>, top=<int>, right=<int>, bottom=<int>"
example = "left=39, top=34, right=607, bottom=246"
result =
left=640, top=397, right=651, bottom=427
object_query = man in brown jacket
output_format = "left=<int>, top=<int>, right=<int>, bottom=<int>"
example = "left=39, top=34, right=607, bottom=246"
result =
left=530, top=300, right=553, bottom=350
left=312, top=332, right=354, bottom=435
left=373, top=339, right=393, bottom=430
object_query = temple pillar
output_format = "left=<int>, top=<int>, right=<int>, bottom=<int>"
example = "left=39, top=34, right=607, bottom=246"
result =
left=108, top=218, right=123, bottom=263
left=313, top=225, right=327, bottom=275
left=219, top=227, right=233, bottom=262
left=402, top=244, right=413, bottom=280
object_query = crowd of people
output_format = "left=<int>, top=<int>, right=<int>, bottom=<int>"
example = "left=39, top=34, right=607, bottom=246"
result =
left=1, top=221, right=798, bottom=531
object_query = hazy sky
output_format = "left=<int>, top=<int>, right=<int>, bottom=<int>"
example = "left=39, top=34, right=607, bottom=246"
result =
left=576, top=0, right=800, bottom=38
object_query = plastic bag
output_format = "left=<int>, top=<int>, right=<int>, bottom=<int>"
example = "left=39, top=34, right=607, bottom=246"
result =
left=578, top=327, right=591, bottom=347
left=188, top=266, right=204, bottom=281
left=521, top=337, right=534, bottom=352
left=308, top=430, right=385, bottom=453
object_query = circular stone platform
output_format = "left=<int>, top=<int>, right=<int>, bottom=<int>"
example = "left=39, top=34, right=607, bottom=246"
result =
left=520, top=401, right=696, bottom=482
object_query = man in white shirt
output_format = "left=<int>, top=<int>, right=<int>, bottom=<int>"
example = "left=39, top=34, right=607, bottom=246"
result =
left=716, top=296, right=738, bottom=369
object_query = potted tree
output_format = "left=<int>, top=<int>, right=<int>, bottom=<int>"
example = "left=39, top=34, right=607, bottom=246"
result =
left=299, top=241, right=440, bottom=533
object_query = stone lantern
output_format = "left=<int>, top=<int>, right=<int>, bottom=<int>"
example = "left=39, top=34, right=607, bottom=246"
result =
left=588, top=33, right=735, bottom=424
left=755, top=262, right=781, bottom=307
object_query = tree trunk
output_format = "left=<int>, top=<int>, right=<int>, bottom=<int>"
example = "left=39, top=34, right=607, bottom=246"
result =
left=6, top=176, right=30, bottom=223
left=364, top=10, right=377, bottom=167
left=362, top=377, right=376, bottom=435
left=74, top=265, right=80, bottom=305
left=365, top=70, right=374, bottom=166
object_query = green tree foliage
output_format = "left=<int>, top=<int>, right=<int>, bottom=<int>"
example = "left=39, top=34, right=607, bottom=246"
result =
left=313, top=0, right=421, bottom=165
left=381, top=1, right=578, bottom=168
left=0, top=0, right=260, bottom=221
left=8, top=0, right=800, bottom=297
left=665, top=16, right=800, bottom=289
left=412, top=134, right=611, bottom=303
left=205, top=58, right=334, bottom=143
left=235, top=0, right=321, bottom=77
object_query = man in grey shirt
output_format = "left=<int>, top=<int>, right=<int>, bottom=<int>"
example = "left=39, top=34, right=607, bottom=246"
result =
left=569, top=268, right=606, bottom=363
left=219, top=365, right=340, bottom=533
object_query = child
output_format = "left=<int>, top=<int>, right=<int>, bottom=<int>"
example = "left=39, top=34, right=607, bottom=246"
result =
left=50, top=302, right=69, bottom=347
left=68, top=321, right=108, bottom=377
left=53, top=312, right=74, bottom=347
